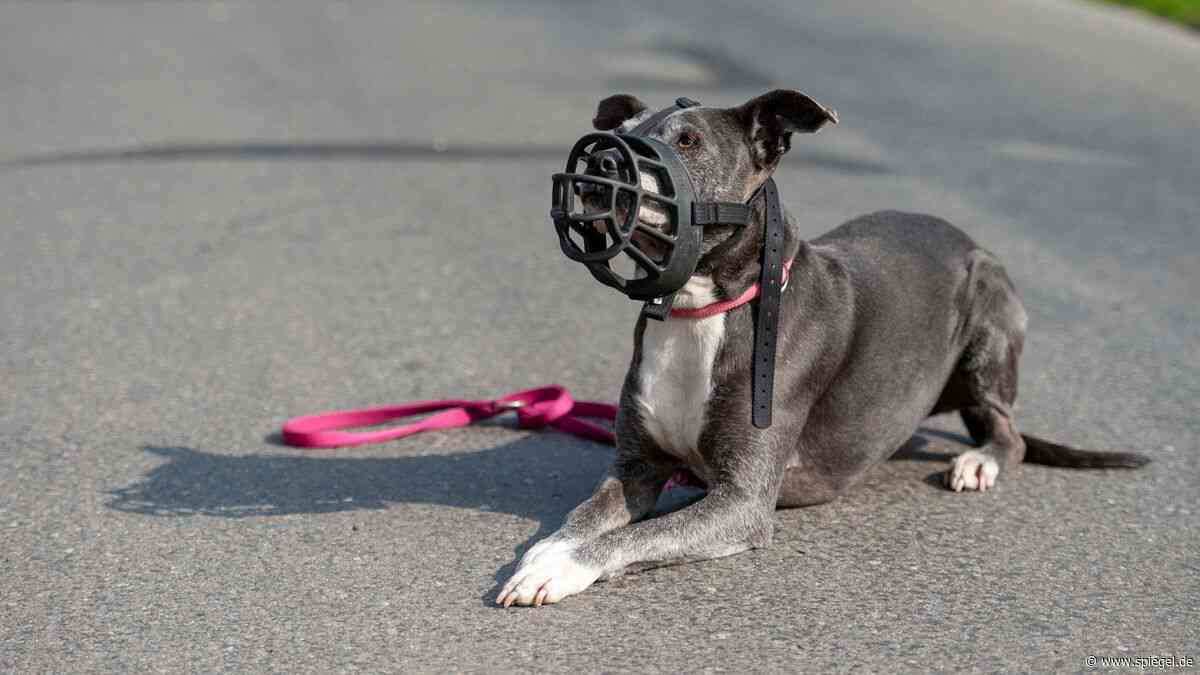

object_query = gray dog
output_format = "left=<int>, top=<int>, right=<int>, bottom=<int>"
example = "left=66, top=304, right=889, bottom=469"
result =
left=497, top=89, right=1148, bottom=607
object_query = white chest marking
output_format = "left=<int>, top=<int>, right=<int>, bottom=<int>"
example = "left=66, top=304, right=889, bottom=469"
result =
left=635, top=276, right=725, bottom=461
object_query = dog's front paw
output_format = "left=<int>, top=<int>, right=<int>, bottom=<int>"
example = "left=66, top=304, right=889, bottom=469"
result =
left=496, top=539, right=602, bottom=608
left=946, top=450, right=999, bottom=492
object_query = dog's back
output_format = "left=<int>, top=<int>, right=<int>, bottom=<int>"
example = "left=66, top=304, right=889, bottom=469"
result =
left=814, top=210, right=980, bottom=273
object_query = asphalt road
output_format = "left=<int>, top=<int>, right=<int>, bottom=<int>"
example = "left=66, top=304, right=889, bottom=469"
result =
left=2, top=0, right=1197, bottom=671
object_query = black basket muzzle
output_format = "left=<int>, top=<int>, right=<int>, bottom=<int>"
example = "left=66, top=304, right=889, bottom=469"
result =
left=548, top=98, right=788, bottom=428
left=551, top=132, right=700, bottom=302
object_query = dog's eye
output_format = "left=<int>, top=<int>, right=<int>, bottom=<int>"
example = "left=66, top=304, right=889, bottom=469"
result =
left=676, top=132, right=700, bottom=149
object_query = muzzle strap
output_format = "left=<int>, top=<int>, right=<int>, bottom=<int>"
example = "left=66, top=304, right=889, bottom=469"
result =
left=752, top=178, right=786, bottom=429
left=629, top=97, right=699, bottom=135
left=692, top=202, right=751, bottom=227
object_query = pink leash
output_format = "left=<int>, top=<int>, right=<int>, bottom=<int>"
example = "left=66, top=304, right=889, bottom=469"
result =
left=281, top=385, right=617, bottom=448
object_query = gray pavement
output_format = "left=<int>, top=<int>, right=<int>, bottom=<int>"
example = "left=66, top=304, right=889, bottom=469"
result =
left=2, top=0, right=1198, bottom=671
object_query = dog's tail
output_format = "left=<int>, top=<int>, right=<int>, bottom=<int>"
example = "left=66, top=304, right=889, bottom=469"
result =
left=1020, top=433, right=1150, bottom=469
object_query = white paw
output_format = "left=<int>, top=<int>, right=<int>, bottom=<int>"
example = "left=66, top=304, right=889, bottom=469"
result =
left=947, top=450, right=1000, bottom=492
left=496, top=539, right=602, bottom=608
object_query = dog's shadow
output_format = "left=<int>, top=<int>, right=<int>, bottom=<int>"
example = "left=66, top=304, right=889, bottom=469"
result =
left=108, top=426, right=966, bottom=604
left=106, top=432, right=709, bottom=604
left=109, top=434, right=612, bottom=526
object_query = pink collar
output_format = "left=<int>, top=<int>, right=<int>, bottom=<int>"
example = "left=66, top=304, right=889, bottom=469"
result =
left=669, top=259, right=794, bottom=319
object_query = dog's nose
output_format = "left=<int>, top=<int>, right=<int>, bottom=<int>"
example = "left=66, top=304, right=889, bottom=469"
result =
left=586, top=150, right=623, bottom=178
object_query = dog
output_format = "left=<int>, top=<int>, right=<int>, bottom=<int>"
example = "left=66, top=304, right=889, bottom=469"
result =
left=496, top=89, right=1148, bottom=607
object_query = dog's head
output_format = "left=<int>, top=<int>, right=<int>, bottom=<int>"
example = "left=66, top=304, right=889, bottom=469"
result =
left=589, top=89, right=837, bottom=287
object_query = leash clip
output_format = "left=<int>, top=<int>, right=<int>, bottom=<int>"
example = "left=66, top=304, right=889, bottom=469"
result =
left=492, top=400, right=525, bottom=412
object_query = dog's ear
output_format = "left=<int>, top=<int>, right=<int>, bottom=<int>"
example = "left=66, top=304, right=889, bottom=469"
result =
left=735, top=89, right=838, bottom=169
left=593, top=94, right=649, bottom=131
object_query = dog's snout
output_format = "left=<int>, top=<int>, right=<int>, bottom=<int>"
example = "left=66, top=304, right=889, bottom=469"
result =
left=574, top=183, right=601, bottom=198
left=576, top=150, right=624, bottom=203
left=587, top=150, right=623, bottom=178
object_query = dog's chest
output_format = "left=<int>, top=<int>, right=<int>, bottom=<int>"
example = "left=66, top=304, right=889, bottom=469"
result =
left=634, top=282, right=725, bottom=465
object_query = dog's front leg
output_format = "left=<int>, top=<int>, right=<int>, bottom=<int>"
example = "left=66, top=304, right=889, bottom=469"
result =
left=580, top=482, right=776, bottom=571
left=496, top=454, right=670, bottom=607
left=498, top=474, right=778, bottom=607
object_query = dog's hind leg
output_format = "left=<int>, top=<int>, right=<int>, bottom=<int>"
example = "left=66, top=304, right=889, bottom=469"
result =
left=942, top=256, right=1148, bottom=482
left=949, top=402, right=1026, bottom=492
left=776, top=465, right=841, bottom=508
left=944, top=254, right=1029, bottom=492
